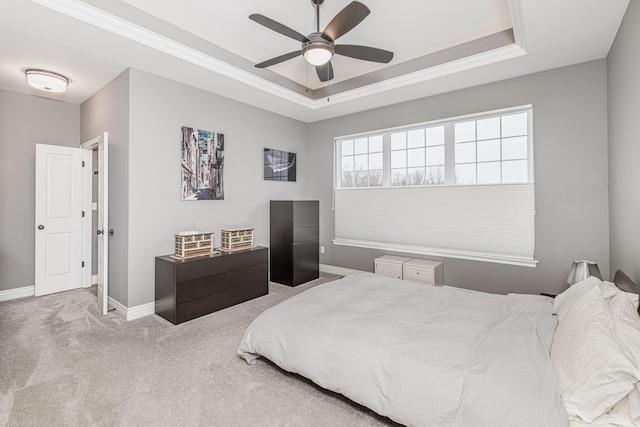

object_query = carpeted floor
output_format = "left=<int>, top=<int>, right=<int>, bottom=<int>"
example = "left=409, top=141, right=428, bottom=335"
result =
left=0, top=273, right=398, bottom=426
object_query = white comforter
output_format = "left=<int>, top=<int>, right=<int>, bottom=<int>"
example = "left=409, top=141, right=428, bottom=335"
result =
left=238, top=273, right=568, bottom=427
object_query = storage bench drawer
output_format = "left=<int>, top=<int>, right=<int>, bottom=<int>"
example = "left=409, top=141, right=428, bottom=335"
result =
left=402, top=259, right=443, bottom=286
left=403, top=265, right=435, bottom=285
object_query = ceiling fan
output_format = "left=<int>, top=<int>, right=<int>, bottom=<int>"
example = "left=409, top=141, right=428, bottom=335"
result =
left=249, top=0, right=393, bottom=83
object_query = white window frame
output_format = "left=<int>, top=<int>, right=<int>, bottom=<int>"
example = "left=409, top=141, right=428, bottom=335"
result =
left=335, top=105, right=534, bottom=189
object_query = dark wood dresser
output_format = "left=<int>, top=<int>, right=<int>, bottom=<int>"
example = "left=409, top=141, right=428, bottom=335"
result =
left=155, top=246, right=268, bottom=324
left=270, top=200, right=319, bottom=287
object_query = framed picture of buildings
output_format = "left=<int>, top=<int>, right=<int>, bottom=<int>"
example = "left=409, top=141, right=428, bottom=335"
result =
left=181, top=126, right=224, bottom=200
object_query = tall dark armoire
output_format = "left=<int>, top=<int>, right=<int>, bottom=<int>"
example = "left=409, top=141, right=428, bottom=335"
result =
left=270, top=200, right=319, bottom=286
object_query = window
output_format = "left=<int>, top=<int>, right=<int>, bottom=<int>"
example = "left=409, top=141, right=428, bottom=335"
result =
left=340, top=134, right=383, bottom=188
left=336, top=107, right=532, bottom=189
left=390, top=125, right=445, bottom=186
left=333, top=106, right=537, bottom=267
left=454, top=111, right=529, bottom=185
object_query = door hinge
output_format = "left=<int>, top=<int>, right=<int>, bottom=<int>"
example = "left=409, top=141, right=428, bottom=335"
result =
left=82, top=161, right=85, bottom=167
left=82, top=261, right=85, bottom=268
left=93, top=170, right=99, bottom=175
left=82, top=211, right=85, bottom=217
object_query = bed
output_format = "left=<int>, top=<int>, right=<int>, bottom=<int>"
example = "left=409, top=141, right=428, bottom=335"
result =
left=237, top=272, right=640, bottom=427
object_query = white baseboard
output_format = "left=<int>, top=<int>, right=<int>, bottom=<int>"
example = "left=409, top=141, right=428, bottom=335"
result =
left=91, top=274, right=98, bottom=285
left=108, top=296, right=155, bottom=321
left=320, top=264, right=366, bottom=276
left=0, top=285, right=35, bottom=302
left=107, top=296, right=128, bottom=318
left=127, top=301, right=155, bottom=320
left=0, top=286, right=154, bottom=320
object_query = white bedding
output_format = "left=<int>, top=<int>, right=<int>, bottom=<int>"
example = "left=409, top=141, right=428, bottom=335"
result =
left=238, top=273, right=569, bottom=427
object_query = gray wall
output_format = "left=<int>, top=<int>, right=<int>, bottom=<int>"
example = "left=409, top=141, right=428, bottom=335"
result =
left=608, top=1, right=640, bottom=284
left=0, top=89, right=80, bottom=291
left=81, top=70, right=130, bottom=305
left=1, top=57, right=615, bottom=302
left=126, top=69, right=308, bottom=306
left=308, top=60, right=609, bottom=295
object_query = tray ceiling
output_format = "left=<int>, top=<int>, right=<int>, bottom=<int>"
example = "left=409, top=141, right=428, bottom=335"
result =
left=0, top=0, right=629, bottom=122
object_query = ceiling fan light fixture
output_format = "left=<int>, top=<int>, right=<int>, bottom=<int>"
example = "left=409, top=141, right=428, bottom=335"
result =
left=304, top=45, right=333, bottom=66
left=25, top=69, right=69, bottom=93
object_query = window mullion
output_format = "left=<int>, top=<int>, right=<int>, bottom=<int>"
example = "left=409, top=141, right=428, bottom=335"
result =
left=335, top=139, right=341, bottom=189
left=383, top=132, right=390, bottom=187
left=444, top=122, right=455, bottom=185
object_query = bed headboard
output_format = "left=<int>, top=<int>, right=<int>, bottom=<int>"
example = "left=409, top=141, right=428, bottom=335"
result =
left=613, top=269, right=640, bottom=313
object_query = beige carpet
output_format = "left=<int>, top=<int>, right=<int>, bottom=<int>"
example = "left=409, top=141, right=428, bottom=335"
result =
left=0, top=273, right=398, bottom=426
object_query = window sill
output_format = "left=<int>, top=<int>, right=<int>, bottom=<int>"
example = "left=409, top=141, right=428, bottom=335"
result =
left=332, top=238, right=539, bottom=268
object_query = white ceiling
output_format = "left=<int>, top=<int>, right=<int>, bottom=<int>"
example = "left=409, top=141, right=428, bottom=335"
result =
left=0, top=0, right=630, bottom=123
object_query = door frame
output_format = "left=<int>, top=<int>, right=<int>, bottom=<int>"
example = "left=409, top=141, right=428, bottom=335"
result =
left=81, top=145, right=93, bottom=289
left=80, top=133, right=108, bottom=310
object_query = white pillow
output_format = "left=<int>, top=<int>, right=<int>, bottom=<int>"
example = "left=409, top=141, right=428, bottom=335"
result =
left=606, top=284, right=640, bottom=371
left=578, top=283, right=640, bottom=425
left=589, top=385, right=640, bottom=426
left=551, top=277, right=640, bottom=423
left=599, top=280, right=640, bottom=309
left=554, top=276, right=602, bottom=312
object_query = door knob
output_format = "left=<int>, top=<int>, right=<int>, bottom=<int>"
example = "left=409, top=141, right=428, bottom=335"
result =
left=108, top=229, right=114, bottom=236
left=37, top=225, right=44, bottom=230
left=97, top=229, right=103, bottom=235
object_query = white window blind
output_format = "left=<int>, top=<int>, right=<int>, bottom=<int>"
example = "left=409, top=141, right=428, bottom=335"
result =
left=334, top=183, right=536, bottom=267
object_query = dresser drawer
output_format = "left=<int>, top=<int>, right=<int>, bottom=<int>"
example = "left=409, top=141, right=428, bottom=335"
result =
left=293, top=226, right=318, bottom=243
left=293, top=267, right=319, bottom=285
left=175, top=256, right=228, bottom=283
left=292, top=241, right=318, bottom=258
left=176, top=272, right=230, bottom=304
left=293, top=212, right=319, bottom=228
left=292, top=201, right=318, bottom=216
left=226, top=248, right=267, bottom=272
left=294, top=253, right=319, bottom=271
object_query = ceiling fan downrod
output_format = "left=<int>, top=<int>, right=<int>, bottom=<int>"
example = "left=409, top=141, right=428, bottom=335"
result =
left=312, top=0, right=324, bottom=32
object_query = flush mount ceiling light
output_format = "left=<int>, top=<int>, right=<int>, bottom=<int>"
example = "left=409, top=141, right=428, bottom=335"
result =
left=25, top=69, right=69, bottom=93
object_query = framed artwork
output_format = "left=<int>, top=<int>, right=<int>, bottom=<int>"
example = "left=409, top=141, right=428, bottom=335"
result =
left=181, top=127, right=224, bottom=200
left=264, top=148, right=297, bottom=182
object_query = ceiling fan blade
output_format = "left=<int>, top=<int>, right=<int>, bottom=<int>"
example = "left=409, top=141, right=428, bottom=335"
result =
left=322, top=1, right=370, bottom=42
left=335, top=44, right=393, bottom=63
left=316, top=62, right=334, bottom=82
left=255, top=51, right=302, bottom=68
left=249, top=14, right=309, bottom=43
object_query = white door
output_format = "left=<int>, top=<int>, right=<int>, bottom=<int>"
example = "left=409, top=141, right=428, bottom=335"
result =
left=35, top=144, right=83, bottom=296
left=96, top=134, right=109, bottom=315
